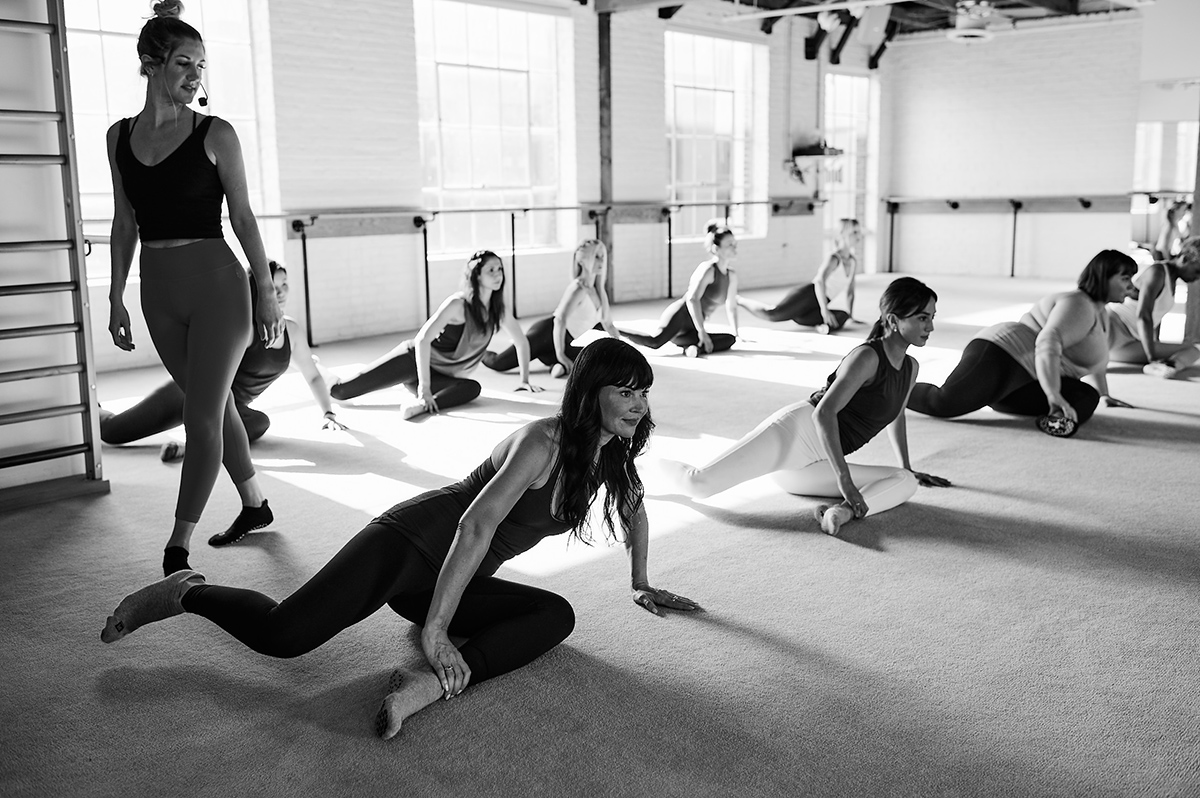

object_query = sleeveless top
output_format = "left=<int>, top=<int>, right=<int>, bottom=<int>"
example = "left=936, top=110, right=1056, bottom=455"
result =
left=1108, top=266, right=1176, bottom=339
left=698, top=265, right=731, bottom=319
left=976, top=291, right=1107, bottom=380
left=115, top=114, right=224, bottom=241
left=428, top=309, right=495, bottom=378
left=809, top=339, right=914, bottom=455
left=232, top=328, right=291, bottom=406
left=375, top=456, right=573, bottom=577
left=817, top=253, right=852, bottom=307
left=564, top=281, right=603, bottom=339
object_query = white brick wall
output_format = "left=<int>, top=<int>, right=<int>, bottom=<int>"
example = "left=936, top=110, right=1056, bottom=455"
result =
left=880, top=18, right=1142, bottom=276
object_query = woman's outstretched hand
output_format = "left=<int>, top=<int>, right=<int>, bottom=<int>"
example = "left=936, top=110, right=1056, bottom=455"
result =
left=515, top=381, right=544, bottom=393
left=421, top=627, right=471, bottom=698
left=913, top=471, right=952, bottom=488
left=1104, top=396, right=1134, bottom=409
left=631, top=585, right=703, bottom=616
left=320, top=413, right=348, bottom=431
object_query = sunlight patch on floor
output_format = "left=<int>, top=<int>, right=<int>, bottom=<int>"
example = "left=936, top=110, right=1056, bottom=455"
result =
left=265, top=470, right=426, bottom=517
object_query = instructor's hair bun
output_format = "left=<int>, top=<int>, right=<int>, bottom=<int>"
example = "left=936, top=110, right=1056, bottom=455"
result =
left=152, top=0, right=185, bottom=19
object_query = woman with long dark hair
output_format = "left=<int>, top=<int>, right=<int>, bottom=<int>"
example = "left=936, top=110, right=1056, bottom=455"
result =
left=330, top=251, right=541, bottom=419
left=483, top=239, right=619, bottom=378
left=619, top=221, right=740, bottom=357
left=100, top=338, right=700, bottom=738
left=908, top=250, right=1137, bottom=437
left=661, top=277, right=950, bottom=537
left=106, top=1, right=283, bottom=576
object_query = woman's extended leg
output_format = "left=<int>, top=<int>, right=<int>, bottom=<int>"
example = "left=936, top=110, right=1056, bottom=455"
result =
left=329, top=342, right=419, bottom=400
left=990, top=377, right=1100, bottom=425
left=619, top=299, right=692, bottom=350
left=660, top=401, right=821, bottom=499
left=775, top=461, right=918, bottom=536
left=98, top=381, right=186, bottom=444
left=420, top=372, right=482, bottom=411
left=907, top=339, right=1033, bottom=418
left=482, top=316, right=555, bottom=372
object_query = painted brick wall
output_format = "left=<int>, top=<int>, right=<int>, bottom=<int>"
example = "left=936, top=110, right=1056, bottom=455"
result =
left=879, top=17, right=1142, bottom=277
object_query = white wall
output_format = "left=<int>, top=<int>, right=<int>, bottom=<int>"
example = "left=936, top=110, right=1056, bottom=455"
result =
left=879, top=14, right=1142, bottom=277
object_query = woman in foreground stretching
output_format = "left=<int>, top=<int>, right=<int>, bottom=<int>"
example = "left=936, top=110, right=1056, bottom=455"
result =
left=661, top=277, right=950, bottom=537
left=101, top=339, right=700, bottom=738
left=907, top=250, right=1137, bottom=437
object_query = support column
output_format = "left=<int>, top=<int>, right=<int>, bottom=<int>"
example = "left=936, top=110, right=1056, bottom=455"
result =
left=598, top=11, right=615, bottom=297
left=1188, top=96, right=1200, bottom=343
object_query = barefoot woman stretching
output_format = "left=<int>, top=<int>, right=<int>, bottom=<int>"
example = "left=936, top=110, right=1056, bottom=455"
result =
left=662, top=278, right=950, bottom=537
left=107, top=1, right=283, bottom=575
left=101, top=339, right=700, bottom=738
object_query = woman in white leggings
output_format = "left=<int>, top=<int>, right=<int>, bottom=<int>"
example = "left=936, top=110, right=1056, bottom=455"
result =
left=661, top=277, right=951, bottom=537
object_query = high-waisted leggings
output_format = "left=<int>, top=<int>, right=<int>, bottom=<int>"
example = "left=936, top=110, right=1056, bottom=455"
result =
left=906, top=339, right=1100, bottom=424
left=482, top=317, right=600, bottom=372
left=101, top=380, right=271, bottom=447
left=618, top=298, right=735, bottom=353
left=140, top=240, right=254, bottom=523
left=672, top=401, right=918, bottom=512
left=330, top=345, right=480, bottom=410
left=754, top=284, right=850, bottom=329
left=181, top=524, right=575, bottom=683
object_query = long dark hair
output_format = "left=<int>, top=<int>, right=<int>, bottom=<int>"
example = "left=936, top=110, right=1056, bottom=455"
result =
left=867, top=277, right=938, bottom=342
left=1076, top=250, right=1137, bottom=301
left=555, top=338, right=655, bottom=544
left=138, top=1, right=202, bottom=77
left=461, top=250, right=505, bottom=334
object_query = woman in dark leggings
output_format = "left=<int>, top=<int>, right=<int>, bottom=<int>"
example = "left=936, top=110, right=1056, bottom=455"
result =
left=738, top=218, right=862, bottom=334
left=483, top=239, right=618, bottom=378
left=106, top=2, right=283, bottom=576
left=908, top=250, right=1138, bottom=437
left=619, top=221, right=740, bottom=357
left=101, top=263, right=343, bottom=453
left=101, top=339, right=700, bottom=739
left=330, top=251, right=541, bottom=420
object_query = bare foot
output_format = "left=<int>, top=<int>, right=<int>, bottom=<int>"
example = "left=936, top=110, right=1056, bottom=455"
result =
left=375, top=668, right=444, bottom=740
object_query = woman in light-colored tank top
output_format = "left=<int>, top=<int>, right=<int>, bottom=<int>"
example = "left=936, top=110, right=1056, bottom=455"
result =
left=1107, top=238, right=1200, bottom=379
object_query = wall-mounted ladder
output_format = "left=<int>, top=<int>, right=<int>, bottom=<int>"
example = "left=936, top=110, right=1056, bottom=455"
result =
left=0, top=0, right=107, bottom=501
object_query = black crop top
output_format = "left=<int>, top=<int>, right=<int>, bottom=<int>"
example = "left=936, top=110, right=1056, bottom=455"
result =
left=809, top=339, right=913, bottom=455
left=115, top=114, right=224, bottom=241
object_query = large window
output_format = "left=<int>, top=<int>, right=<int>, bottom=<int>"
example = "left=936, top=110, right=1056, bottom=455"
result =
left=64, top=0, right=267, bottom=276
left=822, top=72, right=877, bottom=267
left=415, top=0, right=575, bottom=256
left=665, top=31, right=768, bottom=238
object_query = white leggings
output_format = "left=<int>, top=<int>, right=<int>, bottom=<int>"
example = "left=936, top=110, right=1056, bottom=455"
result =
left=672, top=401, right=917, bottom=515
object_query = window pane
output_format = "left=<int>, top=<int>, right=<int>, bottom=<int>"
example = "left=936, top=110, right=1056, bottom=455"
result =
left=670, top=33, right=693, bottom=87
left=674, top=88, right=694, bottom=133
left=713, top=39, right=734, bottom=90
left=442, top=128, right=472, bottom=187
left=501, top=130, right=528, bottom=186
left=714, top=93, right=733, bottom=137
left=73, top=115, right=111, bottom=195
left=715, top=139, right=731, bottom=183
left=469, top=68, right=500, bottom=126
left=528, top=15, right=555, bottom=71
left=695, top=90, right=714, bottom=136
left=420, top=125, right=441, bottom=187
left=472, top=128, right=502, bottom=187
left=434, top=1, right=468, bottom=64
left=695, top=139, right=715, bottom=184
left=466, top=5, right=498, bottom=68
left=497, top=9, right=528, bottom=70
left=67, top=33, right=107, bottom=114
left=694, top=35, right=714, bottom=88
left=675, top=138, right=694, bottom=184
left=529, top=73, right=556, bottom=127
left=99, top=0, right=147, bottom=34
left=438, top=66, right=470, bottom=125
left=418, top=62, right=438, bottom=124
left=500, top=72, right=528, bottom=128
left=102, top=33, right=144, bottom=115
left=530, top=131, right=557, bottom=186
left=413, top=0, right=434, bottom=59
left=64, top=0, right=100, bottom=29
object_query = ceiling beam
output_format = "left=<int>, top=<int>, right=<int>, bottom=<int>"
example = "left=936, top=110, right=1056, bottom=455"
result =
left=594, top=0, right=689, bottom=13
left=723, top=0, right=903, bottom=24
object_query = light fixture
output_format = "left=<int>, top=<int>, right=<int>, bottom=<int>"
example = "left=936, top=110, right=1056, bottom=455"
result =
left=946, top=0, right=995, bottom=43
left=787, top=141, right=844, bottom=185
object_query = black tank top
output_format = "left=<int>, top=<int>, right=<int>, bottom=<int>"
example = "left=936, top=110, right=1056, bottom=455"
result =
left=115, top=114, right=224, bottom=241
left=232, top=328, right=291, bottom=406
left=809, top=339, right=913, bottom=455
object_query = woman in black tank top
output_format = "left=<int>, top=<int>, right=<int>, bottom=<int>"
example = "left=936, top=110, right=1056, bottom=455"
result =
left=660, top=278, right=951, bottom=538
left=618, top=221, right=741, bottom=357
left=105, top=3, right=284, bottom=577
left=100, top=340, right=700, bottom=740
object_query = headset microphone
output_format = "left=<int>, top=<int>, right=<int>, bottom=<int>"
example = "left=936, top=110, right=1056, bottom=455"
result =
left=197, top=83, right=209, bottom=107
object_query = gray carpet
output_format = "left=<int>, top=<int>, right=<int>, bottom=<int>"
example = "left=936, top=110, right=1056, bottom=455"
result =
left=2, top=275, right=1198, bottom=797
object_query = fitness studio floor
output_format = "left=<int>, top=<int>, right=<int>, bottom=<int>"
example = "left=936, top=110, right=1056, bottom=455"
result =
left=3, top=274, right=1198, bottom=798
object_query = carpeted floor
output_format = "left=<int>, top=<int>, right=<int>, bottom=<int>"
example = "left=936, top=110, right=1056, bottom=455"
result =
left=2, top=274, right=1198, bottom=797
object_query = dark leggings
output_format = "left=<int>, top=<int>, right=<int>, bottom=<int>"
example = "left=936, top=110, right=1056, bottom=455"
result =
left=330, top=346, right=480, bottom=410
left=182, top=524, right=575, bottom=682
left=100, top=380, right=271, bottom=446
left=618, top=298, right=735, bottom=353
left=482, top=317, right=595, bottom=372
left=907, top=339, right=1100, bottom=424
left=139, top=240, right=254, bottom=523
left=757, top=284, right=850, bottom=329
